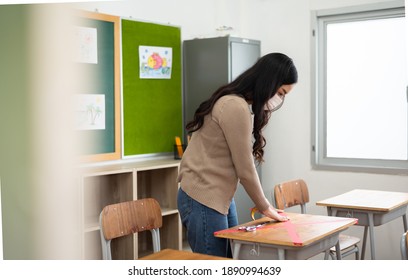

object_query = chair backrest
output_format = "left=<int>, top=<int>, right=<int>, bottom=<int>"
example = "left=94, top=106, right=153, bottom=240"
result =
left=274, top=179, right=310, bottom=214
left=401, top=230, right=408, bottom=260
left=99, top=198, right=162, bottom=260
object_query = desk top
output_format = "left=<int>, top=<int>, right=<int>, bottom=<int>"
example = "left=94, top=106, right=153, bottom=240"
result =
left=316, top=189, right=408, bottom=212
left=214, top=212, right=356, bottom=247
left=139, top=248, right=231, bottom=260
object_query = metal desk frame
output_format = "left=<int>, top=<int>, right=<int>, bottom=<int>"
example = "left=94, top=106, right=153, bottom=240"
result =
left=325, top=205, right=407, bottom=260
left=317, top=189, right=408, bottom=260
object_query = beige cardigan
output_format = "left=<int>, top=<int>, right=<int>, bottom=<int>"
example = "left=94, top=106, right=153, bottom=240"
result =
left=177, top=95, right=271, bottom=215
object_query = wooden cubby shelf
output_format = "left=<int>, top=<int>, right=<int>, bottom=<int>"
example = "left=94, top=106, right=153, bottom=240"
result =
left=78, top=158, right=181, bottom=259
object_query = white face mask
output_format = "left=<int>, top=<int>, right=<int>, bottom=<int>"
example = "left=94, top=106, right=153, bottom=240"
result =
left=264, top=93, right=285, bottom=111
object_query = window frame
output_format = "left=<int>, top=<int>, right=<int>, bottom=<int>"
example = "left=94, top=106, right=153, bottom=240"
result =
left=311, top=0, right=408, bottom=174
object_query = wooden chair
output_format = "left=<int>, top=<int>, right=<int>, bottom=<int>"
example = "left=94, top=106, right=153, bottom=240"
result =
left=100, top=198, right=162, bottom=260
left=401, top=230, right=408, bottom=260
left=274, top=179, right=360, bottom=260
left=99, top=198, right=231, bottom=260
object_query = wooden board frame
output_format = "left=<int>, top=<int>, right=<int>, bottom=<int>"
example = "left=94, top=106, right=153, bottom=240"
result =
left=76, top=11, right=121, bottom=162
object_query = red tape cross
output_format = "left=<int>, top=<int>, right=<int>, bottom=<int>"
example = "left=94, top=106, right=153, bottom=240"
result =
left=280, top=215, right=303, bottom=246
left=215, top=213, right=358, bottom=246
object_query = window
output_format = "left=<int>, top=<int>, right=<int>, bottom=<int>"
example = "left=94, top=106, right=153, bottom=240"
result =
left=312, top=1, right=407, bottom=174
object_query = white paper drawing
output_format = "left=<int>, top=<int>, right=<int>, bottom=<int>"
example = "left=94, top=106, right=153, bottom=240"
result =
left=75, top=94, right=105, bottom=130
left=139, top=46, right=172, bottom=79
left=74, top=26, right=98, bottom=64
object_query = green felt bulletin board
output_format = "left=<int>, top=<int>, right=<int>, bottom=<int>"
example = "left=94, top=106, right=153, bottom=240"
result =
left=122, top=19, right=182, bottom=156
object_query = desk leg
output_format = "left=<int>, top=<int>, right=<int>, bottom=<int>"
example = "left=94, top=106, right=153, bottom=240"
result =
left=335, top=242, right=342, bottom=260
left=327, top=207, right=333, bottom=216
left=368, top=213, right=375, bottom=260
left=324, top=250, right=330, bottom=260
left=232, top=242, right=241, bottom=260
left=277, top=249, right=285, bottom=260
left=361, top=226, right=368, bottom=260
left=328, top=208, right=342, bottom=260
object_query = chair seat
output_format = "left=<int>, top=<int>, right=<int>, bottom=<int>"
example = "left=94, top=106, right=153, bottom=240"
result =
left=330, top=234, right=360, bottom=251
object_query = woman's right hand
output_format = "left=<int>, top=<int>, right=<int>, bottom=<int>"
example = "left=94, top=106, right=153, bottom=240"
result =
left=260, top=206, right=289, bottom=222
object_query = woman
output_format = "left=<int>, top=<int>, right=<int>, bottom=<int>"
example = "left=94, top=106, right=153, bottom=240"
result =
left=177, top=52, right=298, bottom=257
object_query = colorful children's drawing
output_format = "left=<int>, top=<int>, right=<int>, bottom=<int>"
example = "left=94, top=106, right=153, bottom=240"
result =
left=74, top=26, right=98, bottom=64
left=139, top=46, right=172, bottom=79
left=74, top=94, right=105, bottom=130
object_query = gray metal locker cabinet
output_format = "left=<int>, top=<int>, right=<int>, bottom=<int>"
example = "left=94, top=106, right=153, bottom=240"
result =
left=183, top=36, right=261, bottom=130
left=182, top=36, right=261, bottom=223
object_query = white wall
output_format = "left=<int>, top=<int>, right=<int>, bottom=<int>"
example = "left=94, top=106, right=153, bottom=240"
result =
left=256, top=0, right=407, bottom=260
left=75, top=0, right=407, bottom=259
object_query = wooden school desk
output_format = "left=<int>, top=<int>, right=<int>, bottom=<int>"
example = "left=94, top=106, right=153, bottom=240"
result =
left=139, top=249, right=231, bottom=260
left=316, top=189, right=408, bottom=260
left=214, top=212, right=356, bottom=260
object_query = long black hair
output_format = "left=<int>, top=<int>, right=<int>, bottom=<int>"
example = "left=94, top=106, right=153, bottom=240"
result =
left=186, top=52, right=298, bottom=163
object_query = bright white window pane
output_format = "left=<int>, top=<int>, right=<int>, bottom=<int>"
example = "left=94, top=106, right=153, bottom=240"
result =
left=326, top=17, right=407, bottom=160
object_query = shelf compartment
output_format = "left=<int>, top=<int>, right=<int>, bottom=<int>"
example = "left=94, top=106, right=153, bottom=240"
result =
left=83, top=171, right=134, bottom=229
left=136, top=166, right=178, bottom=210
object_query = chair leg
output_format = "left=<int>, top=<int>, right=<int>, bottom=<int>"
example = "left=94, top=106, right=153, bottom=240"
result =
left=150, top=228, right=161, bottom=253
left=331, top=245, right=360, bottom=261
left=355, top=246, right=360, bottom=260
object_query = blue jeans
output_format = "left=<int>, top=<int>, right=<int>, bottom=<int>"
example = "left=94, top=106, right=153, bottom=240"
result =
left=177, top=188, right=238, bottom=258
